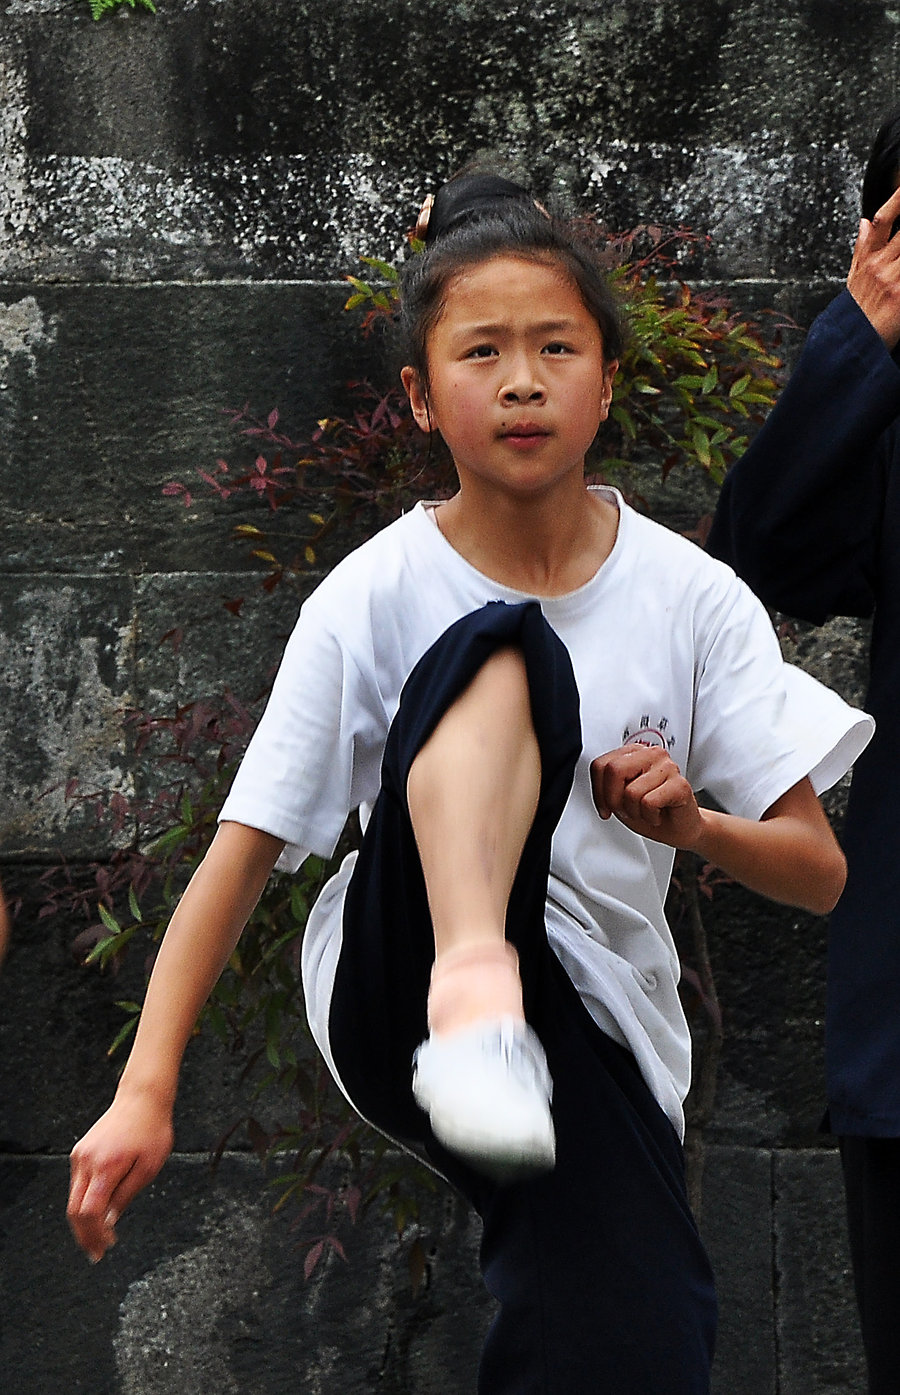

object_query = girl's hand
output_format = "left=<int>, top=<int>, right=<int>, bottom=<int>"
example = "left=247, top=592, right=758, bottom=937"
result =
left=67, top=1090, right=175, bottom=1263
left=590, top=744, right=704, bottom=850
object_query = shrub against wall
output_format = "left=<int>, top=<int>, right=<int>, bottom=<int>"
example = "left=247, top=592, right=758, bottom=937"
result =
left=82, top=0, right=156, bottom=19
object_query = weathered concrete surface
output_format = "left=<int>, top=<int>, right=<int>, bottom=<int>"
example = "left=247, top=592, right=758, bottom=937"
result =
left=0, top=1152, right=491, bottom=1395
left=0, top=283, right=382, bottom=575
left=1, top=1, right=899, bottom=283
left=0, top=571, right=311, bottom=852
left=0, top=1143, right=866, bottom=1394
left=0, top=890, right=275, bottom=1154
left=775, top=1151, right=866, bottom=1394
left=0, top=575, right=136, bottom=855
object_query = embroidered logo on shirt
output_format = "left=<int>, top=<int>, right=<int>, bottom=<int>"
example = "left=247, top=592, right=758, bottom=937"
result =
left=621, top=714, right=676, bottom=751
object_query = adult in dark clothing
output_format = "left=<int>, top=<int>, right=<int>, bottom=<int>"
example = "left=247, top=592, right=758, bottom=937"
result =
left=707, top=108, right=900, bottom=1395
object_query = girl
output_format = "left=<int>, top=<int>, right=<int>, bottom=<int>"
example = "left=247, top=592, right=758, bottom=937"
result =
left=68, top=174, right=872, bottom=1394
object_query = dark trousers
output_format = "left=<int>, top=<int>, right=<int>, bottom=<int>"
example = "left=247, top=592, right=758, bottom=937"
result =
left=840, top=1135, right=900, bottom=1395
left=328, top=601, right=717, bottom=1394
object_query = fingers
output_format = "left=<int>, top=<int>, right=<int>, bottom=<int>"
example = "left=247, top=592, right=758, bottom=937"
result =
left=866, top=183, right=900, bottom=247
left=67, top=1107, right=173, bottom=1263
left=591, top=745, right=684, bottom=823
left=591, top=744, right=702, bottom=851
left=848, top=185, right=900, bottom=348
left=67, top=1149, right=129, bottom=1263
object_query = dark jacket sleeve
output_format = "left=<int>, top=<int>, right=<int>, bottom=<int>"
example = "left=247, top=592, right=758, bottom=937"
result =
left=706, top=289, right=900, bottom=623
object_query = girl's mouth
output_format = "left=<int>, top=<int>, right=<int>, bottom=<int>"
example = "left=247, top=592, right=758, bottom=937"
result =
left=500, top=425, right=550, bottom=447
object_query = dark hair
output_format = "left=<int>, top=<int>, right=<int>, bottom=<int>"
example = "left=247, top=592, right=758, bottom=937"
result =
left=399, top=173, right=625, bottom=392
left=862, top=103, right=900, bottom=220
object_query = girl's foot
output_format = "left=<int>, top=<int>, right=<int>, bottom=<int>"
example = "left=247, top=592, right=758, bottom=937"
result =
left=412, top=1017, right=556, bottom=1181
left=426, top=939, right=524, bottom=1036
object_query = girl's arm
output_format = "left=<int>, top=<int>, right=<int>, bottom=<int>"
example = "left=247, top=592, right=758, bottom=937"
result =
left=591, top=746, right=846, bottom=915
left=67, top=820, right=284, bottom=1263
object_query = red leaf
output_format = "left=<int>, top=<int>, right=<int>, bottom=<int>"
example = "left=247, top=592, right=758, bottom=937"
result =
left=247, top=1117, right=270, bottom=1162
left=162, top=482, right=193, bottom=507
left=343, top=1184, right=362, bottom=1224
left=303, top=1240, right=325, bottom=1281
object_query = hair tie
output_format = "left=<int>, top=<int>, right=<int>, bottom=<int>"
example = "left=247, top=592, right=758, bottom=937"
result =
left=413, top=193, right=434, bottom=243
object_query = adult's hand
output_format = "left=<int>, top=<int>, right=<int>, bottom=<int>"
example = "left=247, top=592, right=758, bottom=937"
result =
left=847, top=183, right=900, bottom=349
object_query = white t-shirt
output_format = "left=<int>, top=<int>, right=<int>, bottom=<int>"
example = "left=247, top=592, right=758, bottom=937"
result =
left=219, top=489, right=874, bottom=1137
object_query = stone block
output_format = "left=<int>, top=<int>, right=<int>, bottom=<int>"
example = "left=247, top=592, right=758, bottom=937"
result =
left=775, top=1149, right=866, bottom=1394
left=3, top=2, right=899, bottom=282
left=702, top=1144, right=776, bottom=1395
left=678, top=878, right=833, bottom=1148
left=0, top=283, right=384, bottom=576
left=0, top=877, right=279, bottom=1155
left=0, top=1151, right=489, bottom=1395
left=0, top=574, right=135, bottom=856
left=1, top=1138, right=864, bottom=1395
left=132, top=570, right=309, bottom=713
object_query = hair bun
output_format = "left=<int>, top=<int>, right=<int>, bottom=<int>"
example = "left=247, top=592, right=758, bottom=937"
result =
left=423, top=173, right=538, bottom=245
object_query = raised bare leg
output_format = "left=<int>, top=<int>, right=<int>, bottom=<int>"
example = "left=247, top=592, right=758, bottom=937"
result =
left=407, top=645, right=540, bottom=947
left=406, top=645, right=540, bottom=1032
left=406, top=646, right=555, bottom=1177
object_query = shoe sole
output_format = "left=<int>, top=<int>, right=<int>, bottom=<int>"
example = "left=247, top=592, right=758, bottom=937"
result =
left=425, top=1106, right=556, bottom=1183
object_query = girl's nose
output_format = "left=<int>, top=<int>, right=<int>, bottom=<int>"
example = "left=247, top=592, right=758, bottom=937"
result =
left=500, top=362, right=546, bottom=404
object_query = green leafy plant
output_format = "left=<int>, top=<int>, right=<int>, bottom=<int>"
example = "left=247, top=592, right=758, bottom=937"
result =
left=53, top=219, right=782, bottom=1269
left=84, top=0, right=156, bottom=20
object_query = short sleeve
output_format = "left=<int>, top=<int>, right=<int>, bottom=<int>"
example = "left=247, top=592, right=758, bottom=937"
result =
left=685, top=571, right=874, bottom=819
left=218, top=596, right=386, bottom=872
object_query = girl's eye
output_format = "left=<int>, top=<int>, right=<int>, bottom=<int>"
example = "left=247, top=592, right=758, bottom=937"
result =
left=543, top=342, right=572, bottom=355
left=467, top=344, right=497, bottom=359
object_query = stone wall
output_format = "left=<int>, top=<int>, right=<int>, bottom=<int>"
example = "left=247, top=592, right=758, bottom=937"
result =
left=1, top=2, right=896, bottom=1391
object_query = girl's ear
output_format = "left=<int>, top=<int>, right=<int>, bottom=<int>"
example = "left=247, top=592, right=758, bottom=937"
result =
left=401, top=365, right=433, bottom=433
left=598, top=359, right=618, bottom=422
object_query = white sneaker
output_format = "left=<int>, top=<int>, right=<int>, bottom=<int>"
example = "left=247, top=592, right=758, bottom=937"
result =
left=412, top=1017, right=556, bottom=1181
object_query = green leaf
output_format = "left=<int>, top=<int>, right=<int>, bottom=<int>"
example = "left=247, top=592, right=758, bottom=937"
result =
left=107, top=1013, right=139, bottom=1057
left=610, top=405, right=637, bottom=440
left=98, top=903, right=122, bottom=935
left=691, top=426, right=712, bottom=468
left=359, top=256, right=399, bottom=283
left=152, top=824, right=188, bottom=855
left=128, top=885, right=142, bottom=922
left=89, top=0, right=156, bottom=18
left=84, top=933, right=120, bottom=965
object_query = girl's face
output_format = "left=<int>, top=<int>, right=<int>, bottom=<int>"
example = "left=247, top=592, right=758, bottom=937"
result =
left=401, top=254, right=617, bottom=505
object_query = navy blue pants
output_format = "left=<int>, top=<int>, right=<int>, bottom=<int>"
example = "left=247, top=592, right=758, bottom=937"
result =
left=839, top=1135, right=900, bottom=1395
left=329, top=602, right=717, bottom=1394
